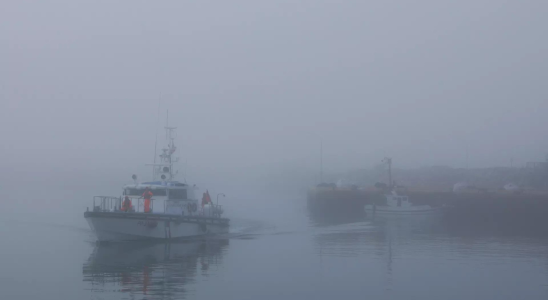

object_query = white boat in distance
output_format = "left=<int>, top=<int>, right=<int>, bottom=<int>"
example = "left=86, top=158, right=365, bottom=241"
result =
left=364, top=191, right=441, bottom=215
left=84, top=125, right=229, bottom=242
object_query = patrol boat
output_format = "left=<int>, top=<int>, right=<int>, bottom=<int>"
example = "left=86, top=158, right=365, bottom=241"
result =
left=84, top=126, right=229, bottom=242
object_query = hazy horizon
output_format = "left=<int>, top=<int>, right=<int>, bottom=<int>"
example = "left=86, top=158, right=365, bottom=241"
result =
left=2, top=1, right=548, bottom=187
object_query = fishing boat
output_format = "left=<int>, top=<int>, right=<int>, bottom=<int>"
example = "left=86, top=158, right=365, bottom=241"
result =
left=364, top=191, right=441, bottom=215
left=84, top=125, right=229, bottom=242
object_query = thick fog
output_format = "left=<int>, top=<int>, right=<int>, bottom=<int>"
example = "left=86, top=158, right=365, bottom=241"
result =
left=4, top=4, right=548, bottom=300
left=2, top=1, right=548, bottom=196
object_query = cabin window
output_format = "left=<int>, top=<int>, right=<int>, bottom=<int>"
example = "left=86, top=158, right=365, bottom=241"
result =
left=125, top=188, right=167, bottom=196
left=169, top=189, right=187, bottom=200
left=152, top=189, right=167, bottom=196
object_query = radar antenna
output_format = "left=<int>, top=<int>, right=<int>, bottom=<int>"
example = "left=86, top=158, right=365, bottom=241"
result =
left=146, top=110, right=179, bottom=181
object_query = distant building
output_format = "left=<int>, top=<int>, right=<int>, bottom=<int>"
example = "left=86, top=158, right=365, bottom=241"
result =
left=526, top=161, right=548, bottom=170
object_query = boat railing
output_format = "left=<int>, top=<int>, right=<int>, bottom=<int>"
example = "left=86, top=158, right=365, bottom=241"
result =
left=91, top=197, right=223, bottom=216
left=203, top=204, right=224, bottom=218
left=132, top=198, right=157, bottom=213
left=93, top=196, right=122, bottom=212
left=92, top=196, right=158, bottom=213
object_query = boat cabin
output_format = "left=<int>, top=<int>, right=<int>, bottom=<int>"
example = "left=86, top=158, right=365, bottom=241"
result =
left=121, top=181, right=198, bottom=215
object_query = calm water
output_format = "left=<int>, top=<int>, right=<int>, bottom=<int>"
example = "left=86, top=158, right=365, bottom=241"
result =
left=2, top=194, right=548, bottom=300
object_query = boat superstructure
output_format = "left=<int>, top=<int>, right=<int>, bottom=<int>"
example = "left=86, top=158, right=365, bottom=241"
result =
left=364, top=190, right=441, bottom=215
left=84, top=124, right=229, bottom=242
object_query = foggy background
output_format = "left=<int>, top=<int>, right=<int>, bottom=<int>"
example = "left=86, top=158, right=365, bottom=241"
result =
left=2, top=1, right=548, bottom=213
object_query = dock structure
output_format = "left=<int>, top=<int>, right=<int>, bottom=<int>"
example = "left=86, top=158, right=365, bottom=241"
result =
left=307, top=186, right=548, bottom=224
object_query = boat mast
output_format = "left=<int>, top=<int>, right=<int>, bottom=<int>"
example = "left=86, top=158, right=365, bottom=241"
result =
left=148, top=110, right=178, bottom=181
left=152, top=98, right=161, bottom=179
left=320, top=140, right=323, bottom=183
left=383, top=157, right=392, bottom=189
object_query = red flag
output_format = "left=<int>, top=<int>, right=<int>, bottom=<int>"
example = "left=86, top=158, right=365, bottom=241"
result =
left=202, top=190, right=212, bottom=207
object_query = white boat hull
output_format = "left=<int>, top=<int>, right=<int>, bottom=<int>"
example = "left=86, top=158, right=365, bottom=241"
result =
left=364, top=191, right=442, bottom=216
left=85, top=211, right=229, bottom=242
left=364, top=204, right=441, bottom=215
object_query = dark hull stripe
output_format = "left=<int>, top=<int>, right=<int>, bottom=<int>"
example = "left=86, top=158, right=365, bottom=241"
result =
left=84, top=211, right=229, bottom=226
left=365, top=208, right=441, bottom=214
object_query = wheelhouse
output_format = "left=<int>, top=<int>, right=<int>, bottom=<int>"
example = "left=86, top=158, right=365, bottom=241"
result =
left=123, top=181, right=194, bottom=200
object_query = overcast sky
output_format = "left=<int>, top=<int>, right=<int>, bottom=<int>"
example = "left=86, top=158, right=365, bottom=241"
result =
left=2, top=1, right=547, bottom=186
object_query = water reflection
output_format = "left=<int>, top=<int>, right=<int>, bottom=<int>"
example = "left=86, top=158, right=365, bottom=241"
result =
left=83, top=238, right=228, bottom=299
left=310, top=211, right=548, bottom=299
left=311, top=209, right=548, bottom=255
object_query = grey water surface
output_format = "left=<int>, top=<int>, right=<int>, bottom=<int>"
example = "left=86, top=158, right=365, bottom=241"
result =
left=1, top=194, right=548, bottom=300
